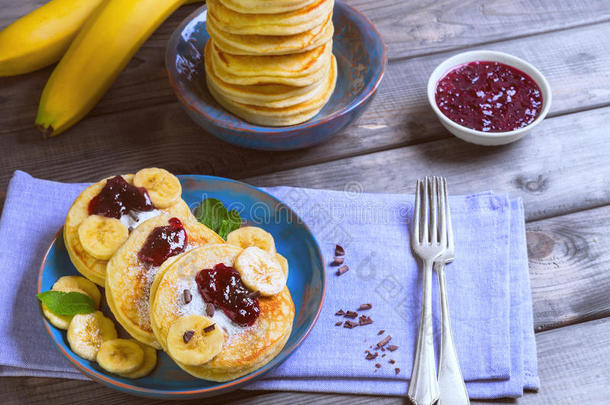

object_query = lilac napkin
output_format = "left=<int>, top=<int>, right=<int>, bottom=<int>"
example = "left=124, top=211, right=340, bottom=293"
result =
left=0, top=171, right=538, bottom=399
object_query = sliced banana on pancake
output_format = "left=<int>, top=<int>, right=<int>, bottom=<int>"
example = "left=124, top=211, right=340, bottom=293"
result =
left=167, top=315, right=226, bottom=366
left=67, top=311, right=118, bottom=361
left=235, top=246, right=286, bottom=296
left=97, top=339, right=144, bottom=375
left=77, top=215, right=129, bottom=260
left=118, top=340, right=158, bottom=379
left=133, top=168, right=182, bottom=209
left=52, top=276, right=101, bottom=308
left=227, top=226, right=276, bottom=254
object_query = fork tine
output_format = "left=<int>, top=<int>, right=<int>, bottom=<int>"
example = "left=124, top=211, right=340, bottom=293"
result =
left=437, top=177, right=447, bottom=247
left=413, top=179, right=422, bottom=243
left=443, top=177, right=453, bottom=251
left=421, top=177, right=430, bottom=244
left=430, top=177, right=438, bottom=244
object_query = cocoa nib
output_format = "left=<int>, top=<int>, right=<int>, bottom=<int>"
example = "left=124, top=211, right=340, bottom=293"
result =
left=183, top=330, right=195, bottom=343
left=377, top=335, right=392, bottom=348
left=183, top=289, right=192, bottom=304
left=358, top=315, right=373, bottom=326
left=203, top=324, right=216, bottom=333
left=335, top=309, right=345, bottom=316
left=344, top=311, right=358, bottom=319
left=358, top=303, right=372, bottom=310
left=336, top=265, right=349, bottom=276
left=387, top=345, right=399, bottom=352
left=331, top=257, right=345, bottom=266
left=335, top=245, right=345, bottom=256
left=205, top=303, right=215, bottom=317
left=343, top=320, right=359, bottom=329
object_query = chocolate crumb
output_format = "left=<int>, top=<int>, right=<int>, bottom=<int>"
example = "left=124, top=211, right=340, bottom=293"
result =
left=377, top=329, right=385, bottom=335
left=335, top=321, right=343, bottom=326
left=335, top=309, right=345, bottom=316
left=205, top=303, right=215, bottom=317
left=365, top=351, right=378, bottom=360
left=358, top=303, right=372, bottom=310
left=375, top=363, right=381, bottom=368
left=183, top=330, right=195, bottom=343
left=336, top=265, right=349, bottom=276
left=395, top=368, right=400, bottom=374
left=335, top=244, right=345, bottom=256
left=387, top=345, right=399, bottom=352
left=344, top=320, right=359, bottom=329
left=389, top=359, right=396, bottom=364
left=382, top=354, right=386, bottom=358
left=358, top=315, right=373, bottom=326
left=183, top=289, right=192, bottom=304
left=330, top=257, right=345, bottom=266
left=344, top=310, right=358, bottom=319
left=381, top=347, right=385, bottom=352
left=377, top=335, right=392, bottom=348
left=203, top=324, right=216, bottom=333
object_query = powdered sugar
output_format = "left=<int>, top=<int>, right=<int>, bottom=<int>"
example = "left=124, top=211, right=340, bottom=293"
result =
left=120, top=209, right=163, bottom=231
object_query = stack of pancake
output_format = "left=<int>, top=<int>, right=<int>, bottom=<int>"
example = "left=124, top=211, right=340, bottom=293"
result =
left=205, top=0, right=337, bottom=126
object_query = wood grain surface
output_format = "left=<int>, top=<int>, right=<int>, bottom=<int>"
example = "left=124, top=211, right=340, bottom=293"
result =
left=1, top=0, right=609, bottom=403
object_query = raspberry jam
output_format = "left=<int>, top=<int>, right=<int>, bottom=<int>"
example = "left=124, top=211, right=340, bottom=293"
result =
left=435, top=61, right=543, bottom=132
left=88, top=175, right=154, bottom=219
left=138, top=218, right=188, bottom=267
left=196, top=263, right=260, bottom=327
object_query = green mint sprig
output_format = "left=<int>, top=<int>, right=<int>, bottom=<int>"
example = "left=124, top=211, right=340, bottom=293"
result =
left=37, top=291, right=95, bottom=316
left=194, top=198, right=242, bottom=240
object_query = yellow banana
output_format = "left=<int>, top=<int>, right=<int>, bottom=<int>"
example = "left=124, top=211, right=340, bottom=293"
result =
left=0, top=0, right=105, bottom=77
left=35, top=0, right=193, bottom=137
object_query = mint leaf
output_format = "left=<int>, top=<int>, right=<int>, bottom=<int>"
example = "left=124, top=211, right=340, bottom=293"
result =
left=37, top=291, right=94, bottom=316
left=194, top=199, right=242, bottom=239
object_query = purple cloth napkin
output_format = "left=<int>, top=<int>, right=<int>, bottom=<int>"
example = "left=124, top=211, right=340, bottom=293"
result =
left=0, top=171, right=538, bottom=398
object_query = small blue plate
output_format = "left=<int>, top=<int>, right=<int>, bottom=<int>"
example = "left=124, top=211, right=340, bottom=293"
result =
left=38, top=175, right=326, bottom=399
left=166, top=1, right=387, bottom=150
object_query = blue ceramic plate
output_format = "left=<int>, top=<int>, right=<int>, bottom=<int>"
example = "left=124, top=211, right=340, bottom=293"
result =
left=38, top=175, right=326, bottom=399
left=166, top=1, right=387, bottom=150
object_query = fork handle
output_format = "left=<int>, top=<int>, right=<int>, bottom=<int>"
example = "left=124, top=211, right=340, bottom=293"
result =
left=436, top=262, right=470, bottom=405
left=408, top=259, right=439, bottom=405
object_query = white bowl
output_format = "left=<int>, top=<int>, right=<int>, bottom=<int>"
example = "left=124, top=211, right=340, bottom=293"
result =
left=427, top=50, right=552, bottom=146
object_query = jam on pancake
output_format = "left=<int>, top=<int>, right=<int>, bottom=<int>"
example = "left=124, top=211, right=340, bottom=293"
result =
left=196, top=263, right=260, bottom=327
left=88, top=175, right=154, bottom=219
left=138, top=218, right=188, bottom=267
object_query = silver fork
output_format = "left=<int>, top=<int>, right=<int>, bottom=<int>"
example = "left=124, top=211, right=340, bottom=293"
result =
left=435, top=178, right=469, bottom=405
left=408, top=177, right=446, bottom=405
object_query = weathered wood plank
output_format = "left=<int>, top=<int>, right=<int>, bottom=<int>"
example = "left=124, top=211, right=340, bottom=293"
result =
left=245, top=106, right=610, bottom=222
left=3, top=317, right=608, bottom=404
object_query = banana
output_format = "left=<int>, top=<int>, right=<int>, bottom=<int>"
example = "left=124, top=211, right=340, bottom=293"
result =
left=96, top=339, right=144, bottom=374
left=52, top=276, right=102, bottom=308
left=234, top=246, right=286, bottom=296
left=166, top=315, right=225, bottom=366
left=118, top=340, right=158, bottom=379
left=42, top=304, right=74, bottom=330
left=35, top=0, right=192, bottom=137
left=227, top=227, right=276, bottom=254
left=275, top=253, right=289, bottom=278
left=67, top=311, right=117, bottom=361
left=77, top=215, right=129, bottom=260
left=133, top=168, right=181, bottom=209
left=0, top=0, right=104, bottom=77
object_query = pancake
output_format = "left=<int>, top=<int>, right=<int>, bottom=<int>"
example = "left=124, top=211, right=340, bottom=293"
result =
left=206, top=53, right=337, bottom=126
left=221, top=0, right=318, bottom=14
left=209, top=39, right=332, bottom=86
left=207, top=0, right=333, bottom=36
left=206, top=9, right=334, bottom=56
left=150, top=244, right=294, bottom=381
left=105, top=215, right=223, bottom=348
left=64, top=174, right=192, bottom=287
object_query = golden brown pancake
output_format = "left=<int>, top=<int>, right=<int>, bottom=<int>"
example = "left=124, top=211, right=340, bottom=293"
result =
left=221, top=0, right=318, bottom=14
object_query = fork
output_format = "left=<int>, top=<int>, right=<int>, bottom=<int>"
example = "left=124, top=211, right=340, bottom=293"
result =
left=434, top=178, right=469, bottom=405
left=408, top=176, right=446, bottom=405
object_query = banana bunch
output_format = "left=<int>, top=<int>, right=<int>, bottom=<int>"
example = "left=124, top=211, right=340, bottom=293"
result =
left=0, top=0, right=202, bottom=137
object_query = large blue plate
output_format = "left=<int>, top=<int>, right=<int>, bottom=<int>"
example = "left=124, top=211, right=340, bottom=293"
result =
left=166, top=0, right=387, bottom=150
left=38, top=175, right=326, bottom=399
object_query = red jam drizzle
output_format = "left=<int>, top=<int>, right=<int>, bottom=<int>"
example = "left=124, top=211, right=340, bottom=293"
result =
left=435, top=61, right=543, bottom=132
left=138, top=218, right=188, bottom=267
left=88, top=175, right=154, bottom=219
left=196, top=263, right=260, bottom=327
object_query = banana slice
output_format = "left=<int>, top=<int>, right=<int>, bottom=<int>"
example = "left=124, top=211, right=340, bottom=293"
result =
left=227, top=226, right=276, bottom=254
left=42, top=304, right=73, bottom=330
left=67, top=311, right=117, bottom=361
left=275, top=253, right=289, bottom=278
left=133, top=168, right=181, bottom=209
left=166, top=315, right=225, bottom=366
left=78, top=215, right=129, bottom=260
left=97, top=339, right=144, bottom=375
left=234, top=246, right=286, bottom=296
left=119, top=340, right=158, bottom=379
left=52, top=276, right=101, bottom=308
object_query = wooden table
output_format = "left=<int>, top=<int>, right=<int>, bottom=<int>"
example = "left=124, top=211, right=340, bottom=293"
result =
left=2, top=0, right=610, bottom=403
